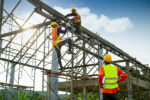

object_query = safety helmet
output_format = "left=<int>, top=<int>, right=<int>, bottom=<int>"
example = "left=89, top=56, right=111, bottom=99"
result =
left=103, top=54, right=112, bottom=62
left=51, top=22, right=57, bottom=26
left=71, top=8, right=76, bottom=11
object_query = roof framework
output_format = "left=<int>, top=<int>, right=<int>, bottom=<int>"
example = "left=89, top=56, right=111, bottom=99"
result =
left=0, top=0, right=149, bottom=100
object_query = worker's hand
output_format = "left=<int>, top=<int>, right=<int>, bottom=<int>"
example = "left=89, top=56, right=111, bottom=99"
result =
left=63, top=23, right=67, bottom=26
left=67, top=26, right=71, bottom=31
left=117, top=81, right=119, bottom=84
left=62, top=16, right=66, bottom=19
left=100, top=85, right=103, bottom=88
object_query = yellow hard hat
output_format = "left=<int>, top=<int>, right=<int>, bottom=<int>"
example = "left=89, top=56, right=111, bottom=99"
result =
left=51, top=22, right=57, bottom=26
left=72, top=8, right=76, bottom=11
left=103, top=54, right=112, bottom=62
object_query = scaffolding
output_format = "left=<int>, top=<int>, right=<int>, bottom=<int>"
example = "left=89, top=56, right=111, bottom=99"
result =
left=0, top=0, right=150, bottom=100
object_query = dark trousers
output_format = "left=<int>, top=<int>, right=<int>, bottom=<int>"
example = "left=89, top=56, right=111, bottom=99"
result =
left=54, top=38, right=73, bottom=69
left=73, top=23, right=82, bottom=35
left=103, top=93, right=118, bottom=100
left=70, top=19, right=82, bottom=35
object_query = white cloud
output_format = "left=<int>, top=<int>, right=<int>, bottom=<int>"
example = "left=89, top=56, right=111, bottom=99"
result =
left=54, top=6, right=133, bottom=33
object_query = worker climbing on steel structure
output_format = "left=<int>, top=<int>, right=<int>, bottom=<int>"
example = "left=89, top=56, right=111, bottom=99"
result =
left=98, top=54, right=128, bottom=100
left=51, top=22, right=74, bottom=69
left=64, top=8, right=82, bottom=41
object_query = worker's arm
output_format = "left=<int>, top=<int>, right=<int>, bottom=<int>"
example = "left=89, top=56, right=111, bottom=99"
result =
left=65, top=13, right=76, bottom=17
left=57, top=27, right=68, bottom=34
left=117, top=67, right=128, bottom=83
left=98, top=66, right=104, bottom=87
left=51, top=28, right=55, bottom=38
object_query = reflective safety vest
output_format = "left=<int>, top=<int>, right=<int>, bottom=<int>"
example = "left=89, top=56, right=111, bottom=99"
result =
left=103, top=64, right=119, bottom=89
left=73, top=12, right=81, bottom=24
left=51, top=27, right=62, bottom=48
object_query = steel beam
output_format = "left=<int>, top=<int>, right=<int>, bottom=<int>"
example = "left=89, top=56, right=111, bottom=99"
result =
left=2, top=0, right=22, bottom=25
left=0, top=57, right=50, bottom=71
left=27, top=0, right=149, bottom=70
left=0, top=0, right=4, bottom=57
left=63, top=63, right=98, bottom=69
left=0, top=21, right=50, bottom=38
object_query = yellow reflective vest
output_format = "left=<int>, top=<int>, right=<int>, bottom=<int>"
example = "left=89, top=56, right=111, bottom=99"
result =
left=103, top=64, right=119, bottom=89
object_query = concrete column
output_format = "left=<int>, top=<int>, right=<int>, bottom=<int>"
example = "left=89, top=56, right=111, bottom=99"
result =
left=145, top=68, right=149, bottom=100
left=71, top=42, right=74, bottom=100
left=48, top=48, right=59, bottom=100
left=74, top=93, right=77, bottom=100
left=83, top=40, right=87, bottom=100
left=0, top=0, right=4, bottom=57
left=8, top=63, right=15, bottom=100
left=98, top=47, right=103, bottom=100
left=126, top=61, right=133, bottom=100
left=47, top=74, right=50, bottom=100
left=148, top=69, right=150, bottom=100
left=83, top=87, right=87, bottom=100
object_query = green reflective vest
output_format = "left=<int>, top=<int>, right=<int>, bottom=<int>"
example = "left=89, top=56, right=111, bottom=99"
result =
left=103, top=64, right=119, bottom=89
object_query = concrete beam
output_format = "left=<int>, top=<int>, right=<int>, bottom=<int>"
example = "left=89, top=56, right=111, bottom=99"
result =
left=58, top=75, right=150, bottom=91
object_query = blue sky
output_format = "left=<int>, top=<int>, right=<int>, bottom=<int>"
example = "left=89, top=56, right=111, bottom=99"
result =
left=4, top=0, right=150, bottom=65
left=46, top=0, right=150, bottom=65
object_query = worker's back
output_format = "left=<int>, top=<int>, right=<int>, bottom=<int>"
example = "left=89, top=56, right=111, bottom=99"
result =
left=98, top=54, right=128, bottom=100
left=103, top=64, right=118, bottom=89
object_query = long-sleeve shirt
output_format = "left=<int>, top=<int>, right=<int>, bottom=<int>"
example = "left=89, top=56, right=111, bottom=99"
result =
left=98, top=65, right=128, bottom=93
left=65, top=12, right=77, bottom=17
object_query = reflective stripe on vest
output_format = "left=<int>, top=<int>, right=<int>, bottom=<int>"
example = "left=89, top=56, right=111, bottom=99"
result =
left=54, top=36, right=60, bottom=45
left=51, top=27, right=61, bottom=47
left=103, top=64, right=119, bottom=89
left=104, top=83, right=117, bottom=85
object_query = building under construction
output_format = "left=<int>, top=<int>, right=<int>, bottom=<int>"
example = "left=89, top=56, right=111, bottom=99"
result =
left=0, top=0, right=150, bottom=100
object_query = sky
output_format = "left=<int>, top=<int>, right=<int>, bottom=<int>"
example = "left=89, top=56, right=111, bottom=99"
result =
left=41, top=0, right=150, bottom=66
left=2, top=0, right=150, bottom=91
left=38, top=0, right=149, bottom=65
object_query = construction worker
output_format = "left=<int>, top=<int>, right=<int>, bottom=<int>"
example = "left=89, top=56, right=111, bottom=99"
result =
left=51, top=22, right=74, bottom=69
left=98, top=54, right=128, bottom=100
left=64, top=8, right=81, bottom=41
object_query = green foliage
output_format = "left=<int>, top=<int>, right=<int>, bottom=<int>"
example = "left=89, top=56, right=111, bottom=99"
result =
left=0, top=90, right=46, bottom=100
left=13, top=91, right=30, bottom=100
left=0, top=93, right=3, bottom=100
left=60, top=93, right=99, bottom=100
left=120, top=66, right=147, bottom=81
left=60, top=92, right=148, bottom=100
left=32, top=92, right=42, bottom=100
left=117, top=93, right=149, bottom=100
left=87, top=93, right=99, bottom=100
